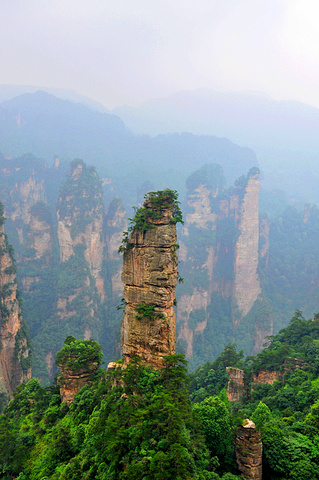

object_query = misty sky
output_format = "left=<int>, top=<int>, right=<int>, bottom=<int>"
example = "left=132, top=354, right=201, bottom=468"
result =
left=1, top=0, right=319, bottom=109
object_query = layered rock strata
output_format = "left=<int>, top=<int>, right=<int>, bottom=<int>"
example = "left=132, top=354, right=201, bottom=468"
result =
left=0, top=204, right=31, bottom=397
left=0, top=159, right=54, bottom=297
left=226, top=367, right=245, bottom=402
left=121, top=194, right=178, bottom=368
left=251, top=370, right=282, bottom=390
left=235, top=419, right=262, bottom=480
left=58, top=361, right=99, bottom=405
left=232, top=169, right=261, bottom=321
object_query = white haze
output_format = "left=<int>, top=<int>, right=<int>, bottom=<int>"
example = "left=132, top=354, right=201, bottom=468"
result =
left=1, top=0, right=319, bottom=109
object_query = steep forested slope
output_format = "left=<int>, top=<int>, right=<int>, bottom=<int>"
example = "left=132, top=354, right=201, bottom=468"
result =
left=2, top=314, right=319, bottom=479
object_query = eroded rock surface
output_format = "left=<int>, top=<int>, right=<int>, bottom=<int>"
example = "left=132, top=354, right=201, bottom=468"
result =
left=121, top=193, right=178, bottom=368
left=0, top=204, right=31, bottom=397
left=57, top=160, right=105, bottom=300
left=232, top=170, right=261, bottom=320
left=226, top=367, right=245, bottom=402
left=235, top=419, right=262, bottom=480
left=251, top=370, right=282, bottom=390
left=58, top=362, right=99, bottom=405
left=105, top=198, right=127, bottom=298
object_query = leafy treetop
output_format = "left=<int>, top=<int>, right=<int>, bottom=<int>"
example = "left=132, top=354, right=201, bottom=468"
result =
left=119, top=189, right=183, bottom=252
left=55, top=335, right=103, bottom=372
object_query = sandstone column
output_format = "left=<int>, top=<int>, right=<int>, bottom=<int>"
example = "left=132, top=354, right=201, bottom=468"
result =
left=235, top=419, right=262, bottom=480
left=0, top=203, right=31, bottom=397
left=121, top=191, right=179, bottom=368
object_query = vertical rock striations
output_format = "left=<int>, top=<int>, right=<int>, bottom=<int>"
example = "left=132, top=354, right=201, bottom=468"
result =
left=235, top=419, right=262, bottom=480
left=57, top=160, right=105, bottom=301
left=104, top=198, right=127, bottom=298
left=226, top=367, right=245, bottom=402
left=56, top=336, right=101, bottom=405
left=0, top=203, right=31, bottom=398
left=56, top=160, right=105, bottom=341
left=121, top=190, right=182, bottom=368
left=232, top=168, right=261, bottom=321
left=177, top=165, right=225, bottom=359
left=177, top=165, right=270, bottom=366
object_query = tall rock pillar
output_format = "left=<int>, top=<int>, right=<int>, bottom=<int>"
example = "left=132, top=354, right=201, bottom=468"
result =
left=232, top=168, right=261, bottom=321
left=235, top=419, right=263, bottom=480
left=0, top=203, right=31, bottom=397
left=121, top=190, right=181, bottom=368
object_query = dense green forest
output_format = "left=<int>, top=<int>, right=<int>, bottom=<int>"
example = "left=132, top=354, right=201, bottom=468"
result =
left=2, top=313, right=319, bottom=479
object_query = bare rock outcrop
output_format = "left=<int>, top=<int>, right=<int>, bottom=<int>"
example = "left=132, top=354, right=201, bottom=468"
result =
left=58, top=363, right=99, bottom=405
left=27, top=205, right=53, bottom=261
left=232, top=169, right=261, bottom=321
left=235, top=419, right=262, bottom=480
left=226, top=367, right=245, bottom=402
left=183, top=183, right=218, bottom=235
left=251, top=370, right=282, bottom=390
left=20, top=202, right=54, bottom=294
left=0, top=204, right=31, bottom=397
left=57, top=336, right=101, bottom=404
left=121, top=191, right=180, bottom=368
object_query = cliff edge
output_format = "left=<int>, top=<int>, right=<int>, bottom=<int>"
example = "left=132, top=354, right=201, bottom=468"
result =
left=0, top=203, right=31, bottom=398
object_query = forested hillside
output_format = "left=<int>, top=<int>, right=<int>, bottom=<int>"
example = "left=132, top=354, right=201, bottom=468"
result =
left=2, top=313, right=319, bottom=479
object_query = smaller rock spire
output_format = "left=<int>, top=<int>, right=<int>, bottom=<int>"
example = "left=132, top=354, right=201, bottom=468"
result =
left=235, top=419, right=262, bottom=480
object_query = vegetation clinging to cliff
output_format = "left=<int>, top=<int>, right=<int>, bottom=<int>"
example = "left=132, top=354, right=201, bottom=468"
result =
left=0, top=203, right=5, bottom=227
left=119, top=189, right=183, bottom=252
left=57, top=160, right=103, bottom=234
left=135, top=303, right=165, bottom=321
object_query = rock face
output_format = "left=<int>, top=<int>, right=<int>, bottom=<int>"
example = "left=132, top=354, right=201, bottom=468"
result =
left=57, top=160, right=105, bottom=300
left=27, top=206, right=53, bottom=260
left=0, top=204, right=31, bottom=397
left=121, top=192, right=179, bottom=368
left=177, top=165, right=270, bottom=364
left=104, top=198, right=127, bottom=298
left=232, top=170, right=261, bottom=321
left=226, top=367, right=245, bottom=402
left=20, top=202, right=54, bottom=295
left=235, top=419, right=262, bottom=480
left=56, top=160, right=105, bottom=332
left=58, top=362, right=98, bottom=405
left=5, top=171, right=46, bottom=230
left=57, top=336, right=101, bottom=404
left=251, top=370, right=282, bottom=390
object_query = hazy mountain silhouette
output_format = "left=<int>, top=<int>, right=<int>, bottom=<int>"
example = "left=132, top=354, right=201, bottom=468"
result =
left=0, top=84, right=108, bottom=112
left=113, top=89, right=319, bottom=152
left=113, top=89, right=319, bottom=204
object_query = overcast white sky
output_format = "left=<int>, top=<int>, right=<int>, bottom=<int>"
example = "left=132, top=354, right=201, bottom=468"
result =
left=1, top=0, right=319, bottom=109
